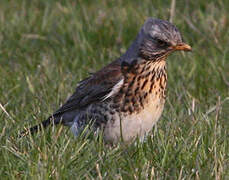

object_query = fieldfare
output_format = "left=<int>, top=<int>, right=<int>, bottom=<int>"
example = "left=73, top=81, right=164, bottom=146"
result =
left=21, top=18, right=191, bottom=143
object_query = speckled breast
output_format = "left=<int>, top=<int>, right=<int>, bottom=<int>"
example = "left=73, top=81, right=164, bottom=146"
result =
left=104, top=59, right=167, bottom=143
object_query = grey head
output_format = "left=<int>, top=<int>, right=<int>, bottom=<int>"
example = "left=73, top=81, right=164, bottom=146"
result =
left=121, top=18, right=191, bottom=63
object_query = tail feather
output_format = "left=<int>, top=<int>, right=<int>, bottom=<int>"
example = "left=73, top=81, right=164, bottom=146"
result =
left=19, top=115, right=60, bottom=138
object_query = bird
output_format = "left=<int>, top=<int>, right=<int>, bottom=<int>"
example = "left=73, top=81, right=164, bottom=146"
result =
left=20, top=18, right=191, bottom=143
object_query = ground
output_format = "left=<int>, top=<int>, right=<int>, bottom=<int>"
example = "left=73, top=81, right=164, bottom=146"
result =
left=0, top=0, right=229, bottom=179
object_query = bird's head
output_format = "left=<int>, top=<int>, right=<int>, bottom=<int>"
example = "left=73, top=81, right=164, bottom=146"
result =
left=138, top=18, right=191, bottom=60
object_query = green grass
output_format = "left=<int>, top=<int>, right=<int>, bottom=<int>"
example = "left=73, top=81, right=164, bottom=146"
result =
left=0, top=0, right=229, bottom=179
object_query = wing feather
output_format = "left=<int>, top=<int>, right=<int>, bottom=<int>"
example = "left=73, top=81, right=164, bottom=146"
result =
left=54, top=60, right=122, bottom=116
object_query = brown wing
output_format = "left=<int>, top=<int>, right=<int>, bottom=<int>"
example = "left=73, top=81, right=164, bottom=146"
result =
left=19, top=59, right=123, bottom=137
left=54, top=59, right=122, bottom=116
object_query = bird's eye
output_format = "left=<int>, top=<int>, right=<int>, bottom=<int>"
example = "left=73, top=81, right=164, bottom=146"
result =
left=156, top=39, right=167, bottom=46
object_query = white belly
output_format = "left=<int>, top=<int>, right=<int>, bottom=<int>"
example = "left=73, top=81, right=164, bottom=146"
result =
left=104, top=97, right=165, bottom=143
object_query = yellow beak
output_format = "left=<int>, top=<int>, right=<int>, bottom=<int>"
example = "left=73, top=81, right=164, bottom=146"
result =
left=172, top=43, right=192, bottom=51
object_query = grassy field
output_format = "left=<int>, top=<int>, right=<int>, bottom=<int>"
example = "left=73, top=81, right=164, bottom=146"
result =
left=0, top=0, right=229, bottom=179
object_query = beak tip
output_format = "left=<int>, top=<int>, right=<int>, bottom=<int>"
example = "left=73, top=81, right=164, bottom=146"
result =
left=184, top=44, right=192, bottom=51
